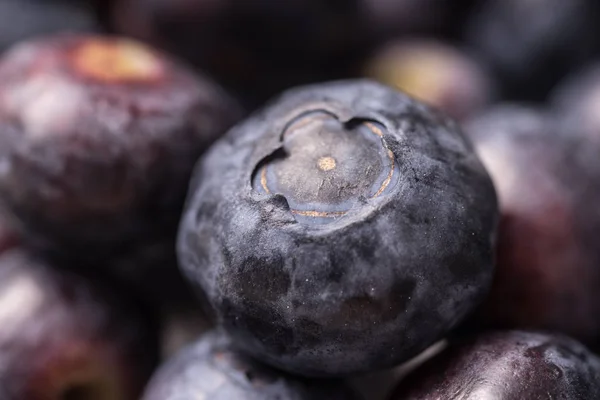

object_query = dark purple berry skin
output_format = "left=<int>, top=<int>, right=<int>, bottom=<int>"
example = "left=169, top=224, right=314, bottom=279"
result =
left=177, top=80, right=498, bottom=377
left=389, top=331, right=600, bottom=399
left=464, top=0, right=600, bottom=101
left=0, top=248, right=158, bottom=400
left=0, top=34, right=241, bottom=259
left=143, top=330, right=361, bottom=400
left=464, top=105, right=600, bottom=347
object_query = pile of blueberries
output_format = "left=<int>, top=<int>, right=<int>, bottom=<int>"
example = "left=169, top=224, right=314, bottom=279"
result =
left=3, top=0, right=600, bottom=399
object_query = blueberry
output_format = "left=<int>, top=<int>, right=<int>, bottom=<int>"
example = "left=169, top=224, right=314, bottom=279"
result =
left=0, top=247, right=158, bottom=400
left=464, top=104, right=600, bottom=346
left=389, top=331, right=600, bottom=399
left=142, top=330, right=361, bottom=400
left=177, top=80, right=498, bottom=376
left=0, top=34, right=242, bottom=259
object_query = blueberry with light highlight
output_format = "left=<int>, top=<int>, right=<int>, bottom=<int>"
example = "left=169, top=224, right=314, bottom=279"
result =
left=178, top=80, right=498, bottom=377
left=143, top=330, right=361, bottom=400
left=0, top=34, right=241, bottom=258
left=390, top=331, right=600, bottom=399
left=0, top=248, right=158, bottom=400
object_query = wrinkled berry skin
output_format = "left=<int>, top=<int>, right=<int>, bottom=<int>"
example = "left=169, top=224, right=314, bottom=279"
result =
left=178, top=80, right=498, bottom=376
left=390, top=331, right=600, bottom=399
left=143, top=330, right=361, bottom=400
left=464, top=105, right=600, bottom=347
left=0, top=34, right=241, bottom=258
left=0, top=248, right=158, bottom=400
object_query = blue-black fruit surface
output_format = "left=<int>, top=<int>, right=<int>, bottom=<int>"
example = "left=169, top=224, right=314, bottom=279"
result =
left=143, top=330, right=361, bottom=400
left=178, top=80, right=498, bottom=376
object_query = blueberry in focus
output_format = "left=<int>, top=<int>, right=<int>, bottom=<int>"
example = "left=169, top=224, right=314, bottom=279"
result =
left=464, top=104, right=600, bottom=346
left=0, top=0, right=99, bottom=52
left=110, top=0, right=367, bottom=106
left=389, top=331, right=600, bottom=399
left=464, top=0, right=600, bottom=101
left=364, top=39, right=494, bottom=122
left=143, top=330, right=361, bottom=400
left=177, top=80, right=498, bottom=376
left=0, top=247, right=158, bottom=400
left=0, top=34, right=242, bottom=258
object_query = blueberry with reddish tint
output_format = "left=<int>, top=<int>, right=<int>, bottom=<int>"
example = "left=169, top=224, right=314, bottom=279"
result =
left=551, top=63, right=600, bottom=141
left=365, top=39, right=494, bottom=122
left=0, top=0, right=99, bottom=52
left=464, top=105, right=600, bottom=347
left=0, top=248, right=158, bottom=400
left=143, top=330, right=361, bottom=400
left=110, top=0, right=366, bottom=106
left=0, top=34, right=241, bottom=258
left=177, top=80, right=498, bottom=376
left=464, top=0, right=600, bottom=101
left=389, top=331, right=600, bottom=399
